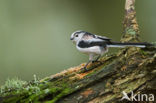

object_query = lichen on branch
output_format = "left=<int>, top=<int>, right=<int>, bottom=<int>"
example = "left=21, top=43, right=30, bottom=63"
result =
left=121, top=0, right=140, bottom=42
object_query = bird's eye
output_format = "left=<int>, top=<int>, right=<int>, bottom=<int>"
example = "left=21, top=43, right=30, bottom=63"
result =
left=75, top=34, right=78, bottom=37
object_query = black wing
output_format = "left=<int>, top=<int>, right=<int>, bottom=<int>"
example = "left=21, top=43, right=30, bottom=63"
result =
left=78, top=40, right=108, bottom=48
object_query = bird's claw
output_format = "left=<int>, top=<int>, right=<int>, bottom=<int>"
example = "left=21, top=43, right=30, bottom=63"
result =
left=91, top=61, right=96, bottom=63
left=80, top=66, right=89, bottom=72
left=83, top=67, right=87, bottom=71
left=91, top=60, right=99, bottom=63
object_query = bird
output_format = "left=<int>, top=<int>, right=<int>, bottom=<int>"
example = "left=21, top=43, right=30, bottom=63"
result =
left=70, top=30, right=152, bottom=70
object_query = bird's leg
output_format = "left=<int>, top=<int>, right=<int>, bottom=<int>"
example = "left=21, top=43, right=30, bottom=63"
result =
left=92, top=55, right=101, bottom=63
left=83, top=54, right=94, bottom=70
left=83, top=60, right=91, bottom=70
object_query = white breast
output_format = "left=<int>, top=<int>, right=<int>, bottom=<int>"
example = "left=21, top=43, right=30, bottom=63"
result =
left=76, top=46, right=102, bottom=55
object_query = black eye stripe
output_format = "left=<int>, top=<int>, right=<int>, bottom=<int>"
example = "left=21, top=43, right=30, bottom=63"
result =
left=74, top=33, right=79, bottom=36
left=74, top=31, right=96, bottom=38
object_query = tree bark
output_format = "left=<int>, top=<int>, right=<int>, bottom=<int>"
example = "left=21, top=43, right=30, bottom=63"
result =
left=121, top=0, right=140, bottom=42
left=0, top=0, right=156, bottom=103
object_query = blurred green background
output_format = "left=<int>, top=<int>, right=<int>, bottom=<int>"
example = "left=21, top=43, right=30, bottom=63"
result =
left=0, top=0, right=156, bottom=85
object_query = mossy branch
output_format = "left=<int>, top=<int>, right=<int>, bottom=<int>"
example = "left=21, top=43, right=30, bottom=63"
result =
left=121, top=0, right=140, bottom=42
left=1, top=47, right=156, bottom=103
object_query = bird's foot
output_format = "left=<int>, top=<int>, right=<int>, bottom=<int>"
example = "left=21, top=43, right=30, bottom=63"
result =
left=91, top=60, right=101, bottom=63
left=80, top=67, right=89, bottom=72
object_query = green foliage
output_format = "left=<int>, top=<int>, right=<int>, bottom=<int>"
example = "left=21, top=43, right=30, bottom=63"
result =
left=0, top=77, right=27, bottom=95
left=0, top=75, right=41, bottom=97
left=0, top=74, right=73, bottom=103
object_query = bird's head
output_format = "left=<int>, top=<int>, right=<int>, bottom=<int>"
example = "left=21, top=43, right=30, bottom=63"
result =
left=70, top=30, right=86, bottom=44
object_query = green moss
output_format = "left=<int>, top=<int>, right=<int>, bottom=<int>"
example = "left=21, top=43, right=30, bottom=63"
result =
left=19, top=81, right=72, bottom=103
left=2, top=86, right=71, bottom=103
left=0, top=78, right=27, bottom=96
left=151, top=42, right=156, bottom=45
left=139, top=49, right=148, bottom=55
left=86, top=70, right=97, bottom=77
left=45, top=87, right=71, bottom=103
left=126, top=27, right=136, bottom=35
left=20, top=78, right=72, bottom=102
left=85, top=64, right=104, bottom=77
left=3, top=96, right=21, bottom=103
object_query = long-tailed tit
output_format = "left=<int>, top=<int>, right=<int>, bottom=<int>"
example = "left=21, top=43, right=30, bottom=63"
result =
left=70, top=30, right=152, bottom=70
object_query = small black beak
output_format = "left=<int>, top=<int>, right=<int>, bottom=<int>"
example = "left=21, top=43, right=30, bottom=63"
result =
left=70, top=38, right=73, bottom=40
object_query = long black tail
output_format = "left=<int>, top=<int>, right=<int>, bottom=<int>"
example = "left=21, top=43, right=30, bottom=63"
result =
left=107, top=42, right=153, bottom=48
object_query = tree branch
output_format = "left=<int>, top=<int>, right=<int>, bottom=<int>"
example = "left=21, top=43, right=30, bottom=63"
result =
left=121, top=0, right=140, bottom=42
